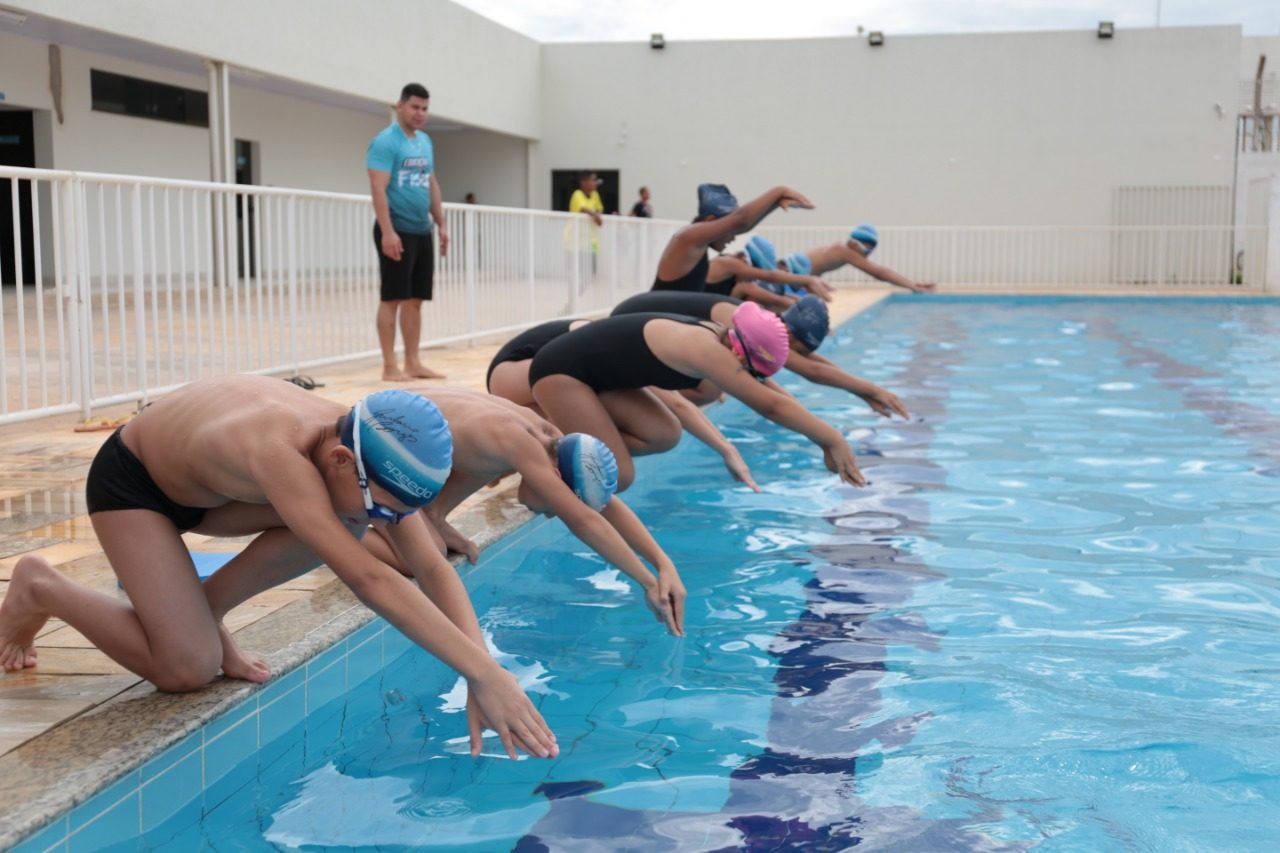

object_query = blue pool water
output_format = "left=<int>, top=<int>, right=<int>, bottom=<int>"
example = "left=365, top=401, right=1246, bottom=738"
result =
left=60, top=297, right=1280, bottom=851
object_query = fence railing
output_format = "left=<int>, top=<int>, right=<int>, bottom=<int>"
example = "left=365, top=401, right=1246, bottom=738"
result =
left=0, top=166, right=679, bottom=424
left=753, top=224, right=1269, bottom=290
left=1, top=166, right=1273, bottom=425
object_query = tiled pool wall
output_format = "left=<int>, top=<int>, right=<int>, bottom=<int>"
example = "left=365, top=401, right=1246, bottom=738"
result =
left=13, top=617, right=409, bottom=852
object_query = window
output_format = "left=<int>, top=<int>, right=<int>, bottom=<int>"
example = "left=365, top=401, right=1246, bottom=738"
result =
left=90, top=69, right=209, bottom=128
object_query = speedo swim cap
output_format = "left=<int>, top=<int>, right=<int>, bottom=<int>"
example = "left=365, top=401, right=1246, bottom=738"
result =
left=783, top=252, right=812, bottom=277
left=782, top=294, right=830, bottom=353
left=340, top=390, right=452, bottom=507
left=729, top=302, right=790, bottom=378
left=697, top=183, right=738, bottom=219
left=556, top=433, right=619, bottom=511
left=850, top=224, right=879, bottom=254
left=745, top=235, right=778, bottom=271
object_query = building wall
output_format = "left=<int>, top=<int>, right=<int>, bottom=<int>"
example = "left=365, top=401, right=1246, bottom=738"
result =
left=5, top=0, right=543, bottom=140
left=431, top=130, right=529, bottom=208
left=534, top=26, right=1240, bottom=227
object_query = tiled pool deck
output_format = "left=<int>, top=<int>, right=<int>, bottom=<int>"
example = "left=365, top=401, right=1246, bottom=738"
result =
left=0, top=285, right=1267, bottom=849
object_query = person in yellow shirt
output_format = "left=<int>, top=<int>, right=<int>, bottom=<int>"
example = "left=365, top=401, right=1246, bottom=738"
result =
left=565, top=171, right=606, bottom=290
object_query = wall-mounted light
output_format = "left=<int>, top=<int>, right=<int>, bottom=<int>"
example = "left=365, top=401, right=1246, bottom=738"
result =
left=650, top=33, right=665, bottom=50
left=1097, top=21, right=1114, bottom=39
left=868, top=31, right=885, bottom=47
left=0, top=8, right=28, bottom=26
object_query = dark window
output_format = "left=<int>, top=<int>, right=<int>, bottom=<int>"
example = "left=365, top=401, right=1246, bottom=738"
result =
left=90, top=69, right=209, bottom=128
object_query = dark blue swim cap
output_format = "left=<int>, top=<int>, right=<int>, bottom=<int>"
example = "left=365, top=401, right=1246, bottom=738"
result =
left=697, top=184, right=738, bottom=219
left=782, top=294, right=830, bottom=352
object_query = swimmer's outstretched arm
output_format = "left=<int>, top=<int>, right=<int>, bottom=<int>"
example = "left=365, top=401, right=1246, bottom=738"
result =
left=841, top=243, right=935, bottom=293
left=650, top=387, right=760, bottom=492
left=252, top=449, right=557, bottom=760
left=683, top=340, right=866, bottom=487
left=658, top=187, right=814, bottom=281
left=785, top=351, right=910, bottom=419
left=510, top=448, right=685, bottom=636
left=599, top=497, right=686, bottom=636
left=728, top=280, right=796, bottom=311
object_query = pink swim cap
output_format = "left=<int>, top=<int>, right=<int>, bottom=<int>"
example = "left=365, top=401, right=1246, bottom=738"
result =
left=728, top=302, right=790, bottom=378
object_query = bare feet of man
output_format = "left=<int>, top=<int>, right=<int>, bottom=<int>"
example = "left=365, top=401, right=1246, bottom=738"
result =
left=405, top=363, right=447, bottom=380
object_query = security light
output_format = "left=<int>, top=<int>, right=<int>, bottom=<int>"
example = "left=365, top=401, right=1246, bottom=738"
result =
left=650, top=33, right=665, bottom=50
left=868, top=31, right=885, bottom=46
left=1097, top=21, right=1114, bottom=39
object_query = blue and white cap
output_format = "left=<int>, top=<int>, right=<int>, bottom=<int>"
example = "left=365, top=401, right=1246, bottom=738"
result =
left=341, top=390, right=452, bottom=508
left=556, top=433, right=619, bottom=511
left=745, top=235, right=778, bottom=271
left=783, top=252, right=812, bottom=276
left=782, top=294, right=830, bottom=352
left=850, top=223, right=879, bottom=254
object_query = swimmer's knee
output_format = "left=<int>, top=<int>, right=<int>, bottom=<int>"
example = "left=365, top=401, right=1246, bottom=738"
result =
left=152, top=655, right=220, bottom=693
left=616, top=460, right=636, bottom=493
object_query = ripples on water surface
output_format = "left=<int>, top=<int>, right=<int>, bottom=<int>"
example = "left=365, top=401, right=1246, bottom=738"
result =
left=156, top=298, right=1280, bottom=851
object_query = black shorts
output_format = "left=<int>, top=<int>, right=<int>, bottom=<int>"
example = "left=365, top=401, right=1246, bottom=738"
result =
left=373, top=223, right=435, bottom=302
left=86, top=428, right=207, bottom=531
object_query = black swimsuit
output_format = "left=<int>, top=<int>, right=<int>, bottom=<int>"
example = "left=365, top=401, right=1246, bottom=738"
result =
left=612, top=291, right=740, bottom=321
left=528, top=313, right=715, bottom=392
left=486, top=319, right=576, bottom=389
left=703, top=273, right=738, bottom=297
left=651, top=252, right=710, bottom=293
left=86, top=428, right=207, bottom=531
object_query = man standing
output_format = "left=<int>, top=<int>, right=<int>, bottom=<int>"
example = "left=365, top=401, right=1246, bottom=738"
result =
left=629, top=186, right=653, bottom=218
left=367, top=83, right=449, bottom=381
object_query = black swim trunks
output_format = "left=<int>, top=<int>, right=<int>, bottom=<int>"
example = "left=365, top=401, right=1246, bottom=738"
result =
left=86, top=428, right=207, bottom=531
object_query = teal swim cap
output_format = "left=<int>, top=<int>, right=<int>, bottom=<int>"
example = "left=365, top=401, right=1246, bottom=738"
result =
left=782, top=294, right=830, bottom=352
left=783, top=252, right=812, bottom=276
left=556, top=433, right=618, bottom=511
left=745, top=235, right=778, bottom=271
left=850, top=224, right=879, bottom=254
left=341, top=390, right=452, bottom=508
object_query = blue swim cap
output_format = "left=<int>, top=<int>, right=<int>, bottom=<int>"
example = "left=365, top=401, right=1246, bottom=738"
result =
left=556, top=433, right=618, bottom=511
left=783, top=252, right=812, bottom=276
left=850, top=224, right=879, bottom=254
left=341, top=390, right=453, bottom=507
left=745, top=235, right=778, bottom=271
left=697, top=183, right=738, bottom=219
left=782, top=294, right=830, bottom=353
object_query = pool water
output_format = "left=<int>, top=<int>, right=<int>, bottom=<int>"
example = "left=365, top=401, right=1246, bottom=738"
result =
left=145, top=297, right=1280, bottom=850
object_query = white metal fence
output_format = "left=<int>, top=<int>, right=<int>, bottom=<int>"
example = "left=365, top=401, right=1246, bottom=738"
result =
left=0, top=166, right=678, bottom=424
left=1, top=166, right=1273, bottom=425
left=753, top=224, right=1268, bottom=290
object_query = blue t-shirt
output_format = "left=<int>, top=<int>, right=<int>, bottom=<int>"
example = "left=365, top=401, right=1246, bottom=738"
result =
left=366, top=123, right=434, bottom=235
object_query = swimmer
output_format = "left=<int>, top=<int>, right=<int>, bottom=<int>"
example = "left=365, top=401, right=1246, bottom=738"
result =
left=487, top=320, right=760, bottom=491
left=523, top=305, right=866, bottom=492
left=612, top=291, right=909, bottom=419
left=651, top=182, right=814, bottom=293
left=802, top=224, right=936, bottom=293
left=0, top=376, right=556, bottom=760
left=704, top=235, right=834, bottom=308
left=363, top=387, right=687, bottom=635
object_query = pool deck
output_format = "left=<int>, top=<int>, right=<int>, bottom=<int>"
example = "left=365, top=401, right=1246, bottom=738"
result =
left=0, top=284, right=1271, bottom=847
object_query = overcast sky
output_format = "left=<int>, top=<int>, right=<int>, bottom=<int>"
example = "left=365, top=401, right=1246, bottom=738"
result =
left=452, top=0, right=1280, bottom=42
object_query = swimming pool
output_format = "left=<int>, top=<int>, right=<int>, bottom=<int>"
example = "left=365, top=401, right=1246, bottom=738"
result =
left=23, top=296, right=1280, bottom=851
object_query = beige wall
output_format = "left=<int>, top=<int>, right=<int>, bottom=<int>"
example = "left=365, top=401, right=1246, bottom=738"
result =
left=5, top=0, right=543, bottom=140
left=431, top=129, right=529, bottom=208
left=534, top=27, right=1240, bottom=227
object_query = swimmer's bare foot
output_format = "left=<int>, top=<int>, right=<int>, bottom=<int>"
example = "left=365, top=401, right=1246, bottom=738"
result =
left=382, top=367, right=412, bottom=382
left=0, top=555, right=55, bottom=672
left=218, top=624, right=271, bottom=683
left=405, top=363, right=446, bottom=380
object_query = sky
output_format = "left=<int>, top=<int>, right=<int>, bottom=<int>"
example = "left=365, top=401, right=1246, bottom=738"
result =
left=451, top=0, right=1280, bottom=42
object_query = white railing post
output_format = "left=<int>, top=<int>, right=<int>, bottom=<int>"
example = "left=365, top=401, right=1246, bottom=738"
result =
left=75, top=177, right=94, bottom=417
left=609, top=218, right=619, bottom=306
left=464, top=207, right=477, bottom=342
left=130, top=185, right=148, bottom=404
left=287, top=195, right=300, bottom=373
left=527, top=216, right=536, bottom=324
left=570, top=217, right=581, bottom=314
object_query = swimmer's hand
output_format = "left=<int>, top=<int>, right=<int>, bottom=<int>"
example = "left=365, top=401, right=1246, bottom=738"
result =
left=805, top=277, right=835, bottom=301
left=824, top=441, right=867, bottom=487
left=723, top=446, right=761, bottom=493
left=437, top=519, right=480, bottom=565
left=777, top=188, right=814, bottom=211
left=467, top=668, right=559, bottom=760
left=380, top=228, right=404, bottom=262
left=858, top=385, right=910, bottom=420
left=657, top=565, right=687, bottom=637
left=909, top=281, right=937, bottom=293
